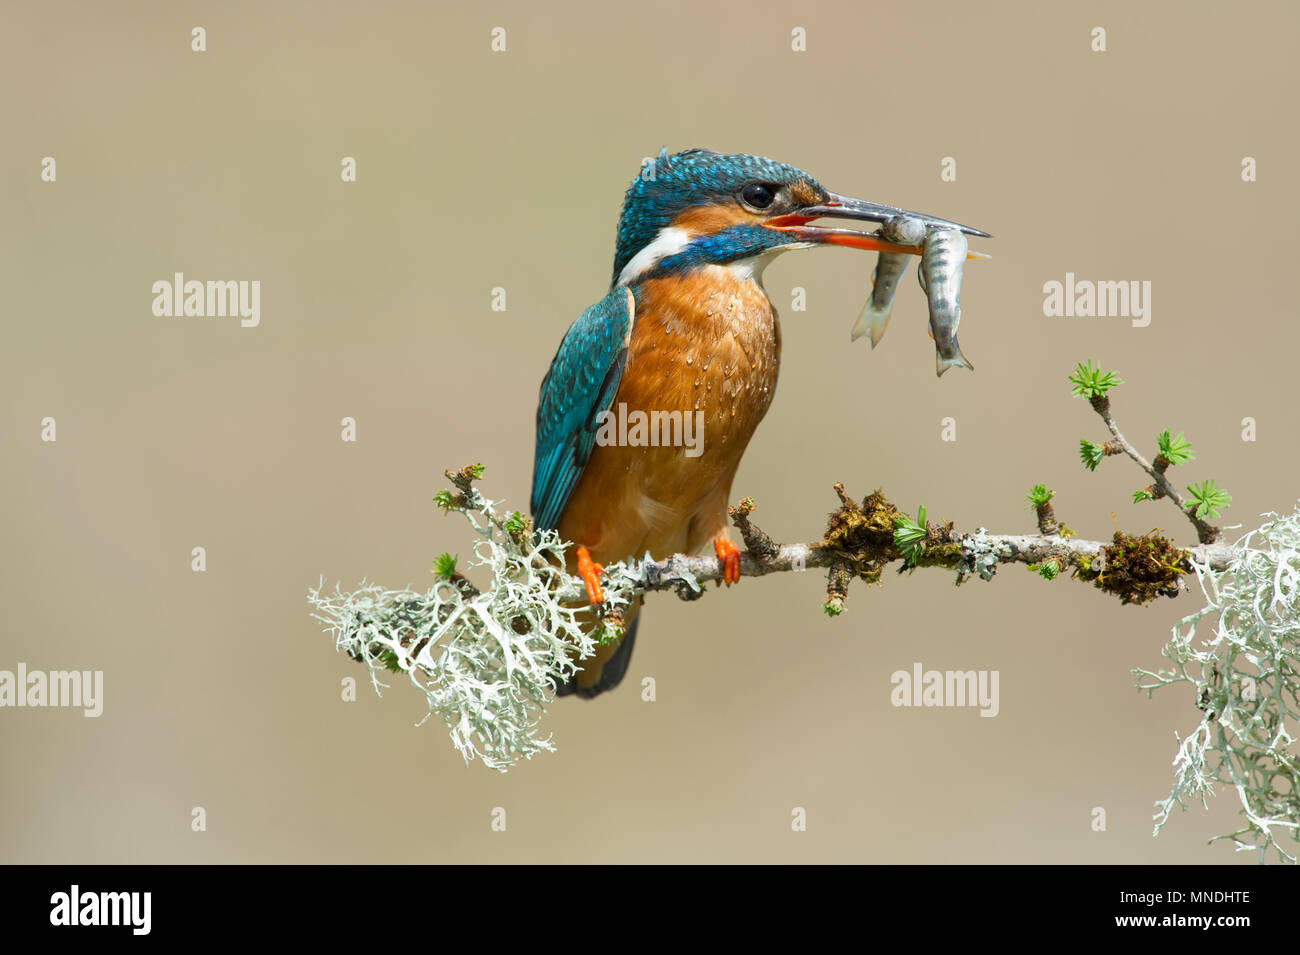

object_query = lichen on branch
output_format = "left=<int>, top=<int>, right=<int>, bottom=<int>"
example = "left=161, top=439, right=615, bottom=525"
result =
left=307, top=464, right=1234, bottom=773
left=305, top=359, right=1298, bottom=867
left=1135, top=508, right=1300, bottom=864
left=308, top=467, right=615, bottom=772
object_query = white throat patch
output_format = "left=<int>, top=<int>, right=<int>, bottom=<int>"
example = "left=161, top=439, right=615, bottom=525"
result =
left=616, top=226, right=693, bottom=286
left=617, top=228, right=812, bottom=288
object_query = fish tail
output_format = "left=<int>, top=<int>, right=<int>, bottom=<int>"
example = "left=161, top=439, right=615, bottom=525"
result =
left=936, top=348, right=975, bottom=377
left=851, top=301, right=893, bottom=347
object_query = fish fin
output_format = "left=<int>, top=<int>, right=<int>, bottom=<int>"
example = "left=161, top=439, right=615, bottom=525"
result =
left=852, top=302, right=893, bottom=347
left=936, top=350, right=975, bottom=377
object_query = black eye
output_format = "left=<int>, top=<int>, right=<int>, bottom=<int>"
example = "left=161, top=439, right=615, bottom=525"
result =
left=740, top=182, right=776, bottom=209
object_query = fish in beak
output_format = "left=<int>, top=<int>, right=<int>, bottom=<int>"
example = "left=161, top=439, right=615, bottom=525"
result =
left=765, top=192, right=990, bottom=374
left=852, top=215, right=928, bottom=347
left=764, top=192, right=991, bottom=254
left=919, top=229, right=974, bottom=376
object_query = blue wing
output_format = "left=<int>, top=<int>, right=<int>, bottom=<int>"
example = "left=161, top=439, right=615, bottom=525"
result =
left=531, top=286, right=636, bottom=530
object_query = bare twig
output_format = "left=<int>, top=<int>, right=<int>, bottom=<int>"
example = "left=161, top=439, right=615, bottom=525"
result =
left=1033, top=499, right=1058, bottom=536
left=727, top=497, right=781, bottom=562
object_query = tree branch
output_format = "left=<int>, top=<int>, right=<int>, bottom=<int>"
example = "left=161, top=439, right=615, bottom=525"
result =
left=551, top=484, right=1239, bottom=615
left=592, top=529, right=1238, bottom=598
left=1089, top=393, right=1220, bottom=544
left=309, top=359, right=1294, bottom=862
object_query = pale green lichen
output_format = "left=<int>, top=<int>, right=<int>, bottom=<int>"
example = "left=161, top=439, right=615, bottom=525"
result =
left=1134, top=505, right=1300, bottom=863
left=960, top=527, right=999, bottom=582
left=309, top=482, right=622, bottom=772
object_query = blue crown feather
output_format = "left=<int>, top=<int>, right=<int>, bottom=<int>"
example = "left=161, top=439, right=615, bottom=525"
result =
left=611, top=148, right=824, bottom=286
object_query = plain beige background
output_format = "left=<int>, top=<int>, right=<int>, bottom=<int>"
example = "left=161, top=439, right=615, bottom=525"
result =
left=2, top=1, right=1296, bottom=863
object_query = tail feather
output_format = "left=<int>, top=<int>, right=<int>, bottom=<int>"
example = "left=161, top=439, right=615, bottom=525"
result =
left=555, top=610, right=641, bottom=700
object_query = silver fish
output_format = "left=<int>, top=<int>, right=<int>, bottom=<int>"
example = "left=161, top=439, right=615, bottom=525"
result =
left=851, top=216, right=927, bottom=347
left=919, top=228, right=974, bottom=377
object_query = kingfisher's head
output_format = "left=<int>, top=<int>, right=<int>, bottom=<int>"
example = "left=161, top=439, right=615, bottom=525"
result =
left=611, top=148, right=988, bottom=288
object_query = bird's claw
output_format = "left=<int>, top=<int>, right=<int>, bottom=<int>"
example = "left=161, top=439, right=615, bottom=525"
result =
left=714, top=537, right=741, bottom=586
left=576, top=545, right=606, bottom=606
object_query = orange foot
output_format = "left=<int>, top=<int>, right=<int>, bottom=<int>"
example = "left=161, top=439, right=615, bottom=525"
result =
left=576, top=545, right=605, bottom=605
left=714, top=537, right=741, bottom=586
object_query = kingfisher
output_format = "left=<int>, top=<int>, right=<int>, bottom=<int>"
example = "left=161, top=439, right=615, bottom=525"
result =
left=532, top=148, right=987, bottom=698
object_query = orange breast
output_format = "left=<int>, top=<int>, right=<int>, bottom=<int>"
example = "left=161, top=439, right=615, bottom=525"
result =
left=557, top=266, right=782, bottom=567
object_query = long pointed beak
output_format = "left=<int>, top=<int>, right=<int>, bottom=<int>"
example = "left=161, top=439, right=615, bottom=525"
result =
left=765, top=192, right=992, bottom=257
left=806, top=193, right=990, bottom=238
